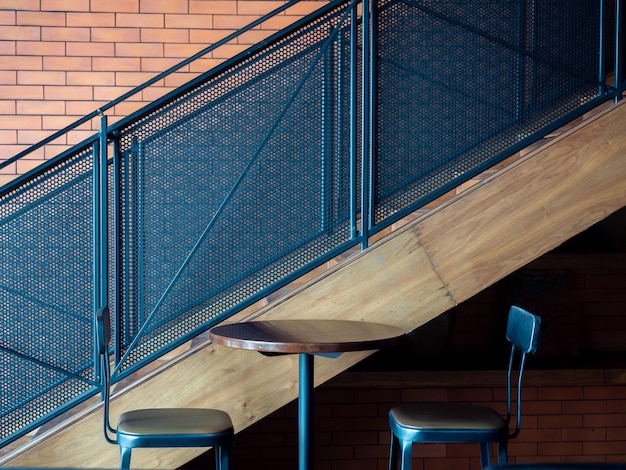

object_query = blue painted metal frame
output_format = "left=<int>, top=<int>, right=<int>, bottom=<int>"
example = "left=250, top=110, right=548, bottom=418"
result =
left=616, top=0, right=626, bottom=99
left=299, top=354, right=315, bottom=470
left=1, top=0, right=624, bottom=451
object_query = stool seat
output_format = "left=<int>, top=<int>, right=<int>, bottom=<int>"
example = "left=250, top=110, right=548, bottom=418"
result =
left=117, top=408, right=234, bottom=448
left=389, top=403, right=508, bottom=440
left=118, top=408, right=233, bottom=437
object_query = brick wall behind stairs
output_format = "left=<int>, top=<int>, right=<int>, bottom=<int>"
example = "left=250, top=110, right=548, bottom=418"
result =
left=227, top=372, right=626, bottom=470
left=223, top=248, right=626, bottom=470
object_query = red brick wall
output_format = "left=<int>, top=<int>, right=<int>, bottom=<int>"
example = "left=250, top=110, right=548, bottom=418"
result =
left=229, top=374, right=626, bottom=470
left=0, top=0, right=326, bottom=185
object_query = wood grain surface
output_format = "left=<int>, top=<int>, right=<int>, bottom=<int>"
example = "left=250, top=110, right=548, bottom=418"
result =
left=209, top=319, right=405, bottom=353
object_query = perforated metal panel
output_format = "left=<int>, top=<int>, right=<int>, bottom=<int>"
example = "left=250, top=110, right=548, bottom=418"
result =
left=0, top=145, right=98, bottom=445
left=373, top=0, right=602, bottom=223
left=114, top=2, right=357, bottom=375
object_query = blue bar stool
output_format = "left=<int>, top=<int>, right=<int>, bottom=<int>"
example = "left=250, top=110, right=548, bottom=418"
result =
left=388, top=306, right=541, bottom=470
left=96, top=307, right=234, bottom=470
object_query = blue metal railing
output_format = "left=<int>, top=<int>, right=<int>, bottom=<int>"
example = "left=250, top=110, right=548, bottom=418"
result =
left=1, top=0, right=623, bottom=450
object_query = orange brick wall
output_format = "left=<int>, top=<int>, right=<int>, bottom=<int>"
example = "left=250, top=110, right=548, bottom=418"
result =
left=0, top=0, right=327, bottom=185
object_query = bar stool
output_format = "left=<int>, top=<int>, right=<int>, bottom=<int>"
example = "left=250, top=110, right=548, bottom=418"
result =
left=388, top=305, right=541, bottom=469
left=96, top=307, right=234, bottom=470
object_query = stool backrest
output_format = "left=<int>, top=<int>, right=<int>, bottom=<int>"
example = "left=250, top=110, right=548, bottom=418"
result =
left=95, top=306, right=117, bottom=443
left=505, top=306, right=541, bottom=439
left=506, top=306, right=541, bottom=354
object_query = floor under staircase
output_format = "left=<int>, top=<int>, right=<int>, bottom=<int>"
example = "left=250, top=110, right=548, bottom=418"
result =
left=2, top=99, right=626, bottom=469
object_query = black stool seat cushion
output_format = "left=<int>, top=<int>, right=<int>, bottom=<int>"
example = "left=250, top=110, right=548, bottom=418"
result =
left=390, top=403, right=507, bottom=433
left=118, top=408, right=233, bottom=437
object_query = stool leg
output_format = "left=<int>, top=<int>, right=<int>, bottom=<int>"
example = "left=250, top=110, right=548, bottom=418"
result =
left=399, top=439, right=413, bottom=470
left=119, top=446, right=132, bottom=470
left=497, top=439, right=508, bottom=464
left=215, top=445, right=230, bottom=470
left=479, top=442, right=491, bottom=469
left=389, top=433, right=399, bottom=470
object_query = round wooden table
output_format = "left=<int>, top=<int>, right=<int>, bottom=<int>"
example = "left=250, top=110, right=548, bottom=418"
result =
left=209, top=319, right=405, bottom=470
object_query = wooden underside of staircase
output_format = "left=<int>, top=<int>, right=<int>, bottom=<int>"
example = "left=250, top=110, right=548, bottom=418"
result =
left=4, top=101, right=626, bottom=469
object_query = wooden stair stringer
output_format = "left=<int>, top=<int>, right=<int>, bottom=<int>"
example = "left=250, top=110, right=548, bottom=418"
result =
left=4, top=101, right=626, bottom=469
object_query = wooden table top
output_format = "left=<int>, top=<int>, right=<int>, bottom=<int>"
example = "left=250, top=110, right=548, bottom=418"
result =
left=209, top=319, right=405, bottom=354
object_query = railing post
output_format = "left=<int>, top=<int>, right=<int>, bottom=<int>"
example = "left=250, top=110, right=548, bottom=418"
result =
left=93, top=110, right=108, bottom=381
left=360, top=0, right=374, bottom=249
left=99, top=112, right=109, bottom=310
left=93, top=110, right=108, bottom=314
left=92, top=134, right=101, bottom=382
left=599, top=0, right=606, bottom=97
left=112, top=133, right=122, bottom=365
left=616, top=0, right=625, bottom=101
left=350, top=0, right=359, bottom=240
